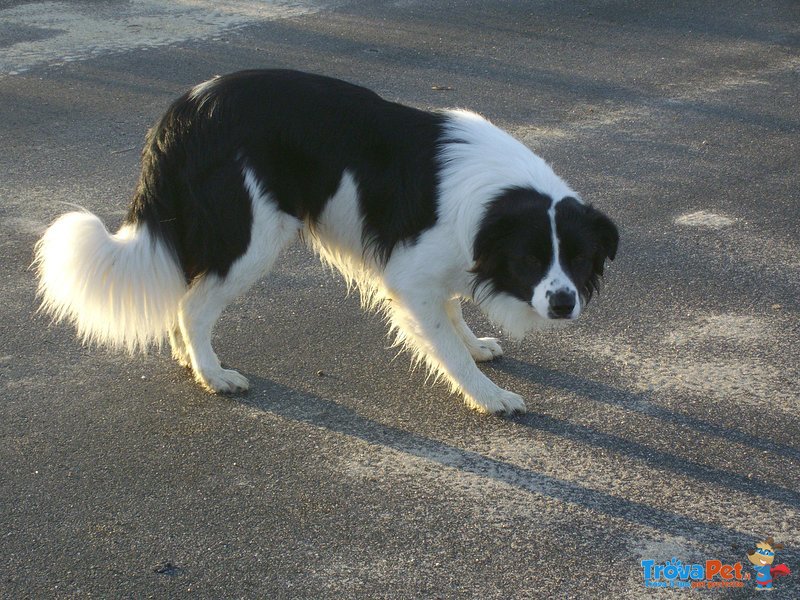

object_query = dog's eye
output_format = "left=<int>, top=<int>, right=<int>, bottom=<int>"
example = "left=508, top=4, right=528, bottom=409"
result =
left=518, top=256, right=543, bottom=275
left=572, top=253, right=591, bottom=267
left=511, top=256, right=541, bottom=281
left=522, top=256, right=541, bottom=269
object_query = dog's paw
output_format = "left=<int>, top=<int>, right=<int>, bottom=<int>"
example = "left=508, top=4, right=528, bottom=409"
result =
left=465, top=387, right=526, bottom=415
left=199, top=368, right=250, bottom=394
left=468, top=337, right=504, bottom=362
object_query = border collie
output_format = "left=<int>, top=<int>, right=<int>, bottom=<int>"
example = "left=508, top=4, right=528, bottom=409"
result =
left=34, top=70, right=618, bottom=415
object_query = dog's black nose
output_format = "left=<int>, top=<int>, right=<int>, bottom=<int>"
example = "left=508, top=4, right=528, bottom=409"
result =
left=548, top=290, right=576, bottom=319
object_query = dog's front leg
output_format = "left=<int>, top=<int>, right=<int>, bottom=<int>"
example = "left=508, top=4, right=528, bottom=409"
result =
left=445, top=298, right=504, bottom=362
left=388, top=294, right=525, bottom=415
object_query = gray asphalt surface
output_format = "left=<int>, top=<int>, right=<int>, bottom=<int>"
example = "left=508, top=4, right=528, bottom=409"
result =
left=1, top=1, right=799, bottom=598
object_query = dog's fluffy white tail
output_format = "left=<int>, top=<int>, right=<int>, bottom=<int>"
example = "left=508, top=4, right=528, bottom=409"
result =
left=34, top=211, right=187, bottom=353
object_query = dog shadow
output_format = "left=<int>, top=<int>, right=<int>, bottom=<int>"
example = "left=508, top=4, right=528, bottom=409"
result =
left=234, top=371, right=796, bottom=547
left=490, top=356, right=799, bottom=458
left=487, top=356, right=800, bottom=506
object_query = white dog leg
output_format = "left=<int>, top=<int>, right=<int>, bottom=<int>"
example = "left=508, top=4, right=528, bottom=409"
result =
left=445, top=298, right=504, bottom=362
left=178, top=274, right=252, bottom=393
left=389, top=293, right=524, bottom=415
left=180, top=167, right=301, bottom=393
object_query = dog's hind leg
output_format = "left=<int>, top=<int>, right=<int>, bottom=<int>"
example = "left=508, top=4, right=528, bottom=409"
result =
left=179, top=273, right=253, bottom=393
left=388, top=292, right=524, bottom=415
left=179, top=172, right=301, bottom=394
left=445, top=298, right=503, bottom=362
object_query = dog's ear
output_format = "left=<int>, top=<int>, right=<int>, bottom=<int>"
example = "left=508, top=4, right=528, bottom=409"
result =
left=580, top=205, right=618, bottom=286
left=592, top=208, right=619, bottom=262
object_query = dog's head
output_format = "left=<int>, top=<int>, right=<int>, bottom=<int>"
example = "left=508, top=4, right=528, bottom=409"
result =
left=471, top=187, right=618, bottom=336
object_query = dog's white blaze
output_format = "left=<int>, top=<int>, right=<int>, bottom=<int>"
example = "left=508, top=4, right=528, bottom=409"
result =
left=530, top=198, right=581, bottom=319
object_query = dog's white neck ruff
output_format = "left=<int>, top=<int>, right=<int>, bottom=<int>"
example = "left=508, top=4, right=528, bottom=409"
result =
left=437, top=110, right=576, bottom=264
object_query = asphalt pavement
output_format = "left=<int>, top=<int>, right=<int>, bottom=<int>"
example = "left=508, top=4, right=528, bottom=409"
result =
left=1, top=1, right=798, bottom=598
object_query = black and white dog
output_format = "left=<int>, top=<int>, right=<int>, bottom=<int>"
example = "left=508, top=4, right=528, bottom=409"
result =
left=35, top=70, right=618, bottom=415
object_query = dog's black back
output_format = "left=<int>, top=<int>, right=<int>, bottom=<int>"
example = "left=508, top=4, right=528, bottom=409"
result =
left=127, top=70, right=445, bottom=281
